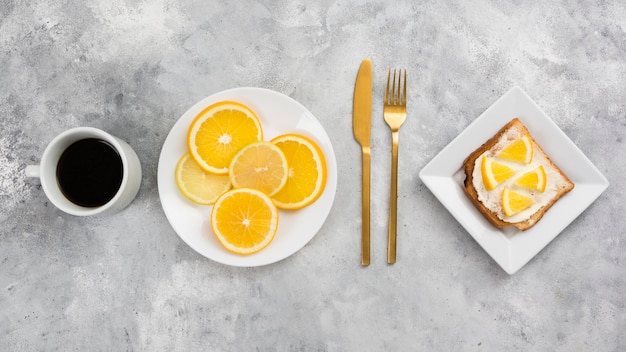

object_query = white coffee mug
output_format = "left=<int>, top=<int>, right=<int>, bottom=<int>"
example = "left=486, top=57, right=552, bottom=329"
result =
left=26, top=127, right=142, bottom=216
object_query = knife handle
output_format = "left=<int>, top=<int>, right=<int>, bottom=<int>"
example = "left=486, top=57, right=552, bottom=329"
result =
left=361, top=146, right=371, bottom=266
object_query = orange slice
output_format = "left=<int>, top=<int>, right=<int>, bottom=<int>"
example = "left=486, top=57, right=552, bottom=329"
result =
left=481, top=156, right=516, bottom=191
left=187, top=101, right=263, bottom=175
left=497, top=134, right=533, bottom=164
left=211, top=188, right=278, bottom=255
left=175, top=153, right=231, bottom=204
left=229, top=141, right=288, bottom=197
left=515, top=165, right=547, bottom=192
left=270, top=134, right=327, bottom=210
left=502, top=187, right=534, bottom=217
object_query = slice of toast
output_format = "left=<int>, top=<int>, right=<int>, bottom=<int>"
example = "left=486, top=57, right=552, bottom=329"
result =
left=463, top=118, right=574, bottom=230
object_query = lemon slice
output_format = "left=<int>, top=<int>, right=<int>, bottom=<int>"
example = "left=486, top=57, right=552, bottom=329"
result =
left=481, top=156, right=516, bottom=191
left=229, top=141, right=288, bottom=197
left=497, top=134, right=533, bottom=164
left=515, top=165, right=547, bottom=192
left=502, top=187, right=534, bottom=217
left=187, top=101, right=263, bottom=175
left=211, top=188, right=278, bottom=255
left=270, top=134, right=327, bottom=210
left=175, top=153, right=231, bottom=204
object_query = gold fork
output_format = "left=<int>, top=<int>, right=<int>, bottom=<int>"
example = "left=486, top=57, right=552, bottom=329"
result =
left=383, top=69, right=407, bottom=264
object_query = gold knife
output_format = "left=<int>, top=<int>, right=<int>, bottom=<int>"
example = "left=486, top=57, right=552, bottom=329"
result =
left=353, top=59, right=372, bottom=266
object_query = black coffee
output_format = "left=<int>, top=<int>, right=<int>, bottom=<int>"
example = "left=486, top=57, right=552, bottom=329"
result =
left=56, top=138, right=124, bottom=207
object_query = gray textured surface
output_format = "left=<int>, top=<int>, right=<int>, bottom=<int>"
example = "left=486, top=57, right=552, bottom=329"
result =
left=1, top=0, right=625, bottom=350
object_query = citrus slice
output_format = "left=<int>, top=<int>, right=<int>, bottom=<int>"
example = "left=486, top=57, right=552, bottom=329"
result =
left=502, top=187, right=534, bottom=217
left=211, top=188, right=278, bottom=255
left=497, top=134, right=533, bottom=164
left=270, top=134, right=327, bottom=210
left=515, top=165, right=547, bottom=192
left=229, top=141, right=288, bottom=196
left=187, top=101, right=263, bottom=174
left=175, top=153, right=231, bottom=204
left=481, top=156, right=517, bottom=190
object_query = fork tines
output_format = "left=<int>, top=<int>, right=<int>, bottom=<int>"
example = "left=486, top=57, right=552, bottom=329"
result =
left=385, top=69, right=407, bottom=106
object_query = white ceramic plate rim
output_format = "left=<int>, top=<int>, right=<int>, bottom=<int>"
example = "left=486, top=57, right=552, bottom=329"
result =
left=157, top=87, right=338, bottom=267
left=419, top=86, right=609, bottom=274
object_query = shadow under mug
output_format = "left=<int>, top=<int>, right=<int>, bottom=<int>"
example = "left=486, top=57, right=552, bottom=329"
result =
left=26, top=127, right=142, bottom=216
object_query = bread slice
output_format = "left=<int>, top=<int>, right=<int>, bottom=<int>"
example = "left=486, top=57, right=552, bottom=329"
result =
left=463, top=118, right=574, bottom=230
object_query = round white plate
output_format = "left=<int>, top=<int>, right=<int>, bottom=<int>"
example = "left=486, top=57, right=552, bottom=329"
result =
left=157, top=87, right=337, bottom=267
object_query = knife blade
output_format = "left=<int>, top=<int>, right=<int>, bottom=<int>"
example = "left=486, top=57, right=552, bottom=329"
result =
left=353, top=59, right=372, bottom=266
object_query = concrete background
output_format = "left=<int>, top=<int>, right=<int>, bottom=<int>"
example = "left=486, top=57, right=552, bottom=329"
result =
left=1, top=0, right=624, bottom=350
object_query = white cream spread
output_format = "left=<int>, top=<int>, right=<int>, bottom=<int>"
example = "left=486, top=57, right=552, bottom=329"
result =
left=471, top=126, right=570, bottom=223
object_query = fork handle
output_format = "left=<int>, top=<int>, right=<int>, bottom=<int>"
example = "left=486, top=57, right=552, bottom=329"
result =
left=361, top=146, right=371, bottom=266
left=388, top=131, right=399, bottom=264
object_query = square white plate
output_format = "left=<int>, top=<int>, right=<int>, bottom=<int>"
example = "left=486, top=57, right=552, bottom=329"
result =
left=419, top=86, right=609, bottom=274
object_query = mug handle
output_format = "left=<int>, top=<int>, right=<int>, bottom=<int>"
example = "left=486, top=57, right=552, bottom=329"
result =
left=25, top=165, right=41, bottom=178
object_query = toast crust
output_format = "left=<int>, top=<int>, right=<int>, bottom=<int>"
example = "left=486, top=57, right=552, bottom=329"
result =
left=463, top=118, right=574, bottom=230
